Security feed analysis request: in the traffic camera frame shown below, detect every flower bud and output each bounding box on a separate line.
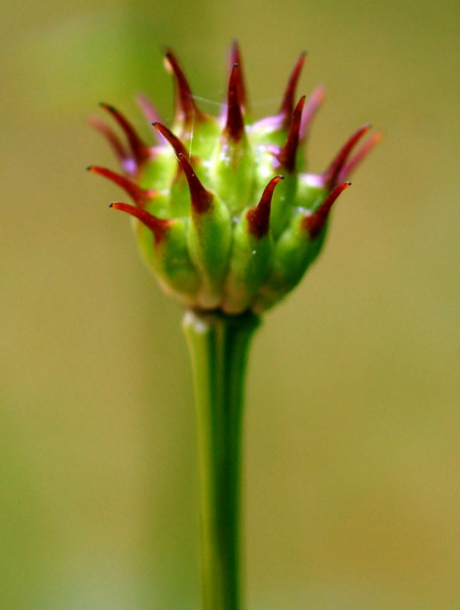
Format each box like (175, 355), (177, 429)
(90, 43), (380, 314)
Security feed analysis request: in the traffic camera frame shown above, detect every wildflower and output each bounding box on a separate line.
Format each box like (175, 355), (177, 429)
(89, 43), (380, 314)
(89, 44), (381, 610)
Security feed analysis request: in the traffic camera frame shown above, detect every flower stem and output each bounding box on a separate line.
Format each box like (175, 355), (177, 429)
(183, 309), (261, 610)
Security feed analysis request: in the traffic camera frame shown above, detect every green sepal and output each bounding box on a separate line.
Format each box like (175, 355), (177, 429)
(222, 214), (273, 314)
(167, 171), (192, 218)
(180, 115), (221, 159)
(139, 147), (177, 192)
(187, 195), (232, 309)
(252, 211), (325, 313)
(209, 134), (255, 216)
(141, 192), (170, 220)
(135, 217), (200, 305)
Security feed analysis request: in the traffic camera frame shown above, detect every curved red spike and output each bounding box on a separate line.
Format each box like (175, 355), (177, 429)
(300, 85), (326, 139)
(278, 52), (307, 129)
(177, 153), (213, 214)
(302, 182), (351, 239)
(99, 103), (150, 167)
(89, 117), (130, 164)
(109, 202), (171, 244)
(164, 50), (204, 128)
(247, 175), (284, 239)
(136, 94), (163, 143)
(228, 41), (248, 111)
(324, 124), (371, 187)
(87, 166), (154, 207)
(224, 63), (245, 142)
(153, 122), (189, 159)
(276, 96), (306, 173)
(338, 132), (383, 182)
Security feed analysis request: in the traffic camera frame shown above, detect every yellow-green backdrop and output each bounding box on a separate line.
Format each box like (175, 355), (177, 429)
(1, 0), (459, 608)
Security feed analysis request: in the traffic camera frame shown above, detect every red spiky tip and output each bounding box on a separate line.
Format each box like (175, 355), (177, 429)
(177, 153), (213, 214)
(224, 63), (245, 142)
(89, 117), (130, 166)
(278, 52), (307, 129)
(228, 41), (248, 111)
(324, 124), (371, 187)
(302, 182), (351, 239)
(276, 96), (306, 173)
(153, 122), (190, 159)
(109, 202), (171, 243)
(87, 166), (154, 207)
(164, 50), (204, 129)
(300, 85), (326, 139)
(338, 131), (383, 182)
(99, 103), (150, 167)
(247, 175), (284, 239)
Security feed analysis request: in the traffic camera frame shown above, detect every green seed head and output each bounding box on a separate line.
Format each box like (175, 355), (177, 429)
(90, 43), (380, 315)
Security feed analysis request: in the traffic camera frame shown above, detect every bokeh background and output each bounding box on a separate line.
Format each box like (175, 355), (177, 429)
(1, 0), (459, 608)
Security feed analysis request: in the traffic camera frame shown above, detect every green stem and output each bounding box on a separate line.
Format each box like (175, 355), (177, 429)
(183, 309), (261, 610)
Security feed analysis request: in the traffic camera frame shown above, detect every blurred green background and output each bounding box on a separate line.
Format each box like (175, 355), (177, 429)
(1, 0), (459, 608)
